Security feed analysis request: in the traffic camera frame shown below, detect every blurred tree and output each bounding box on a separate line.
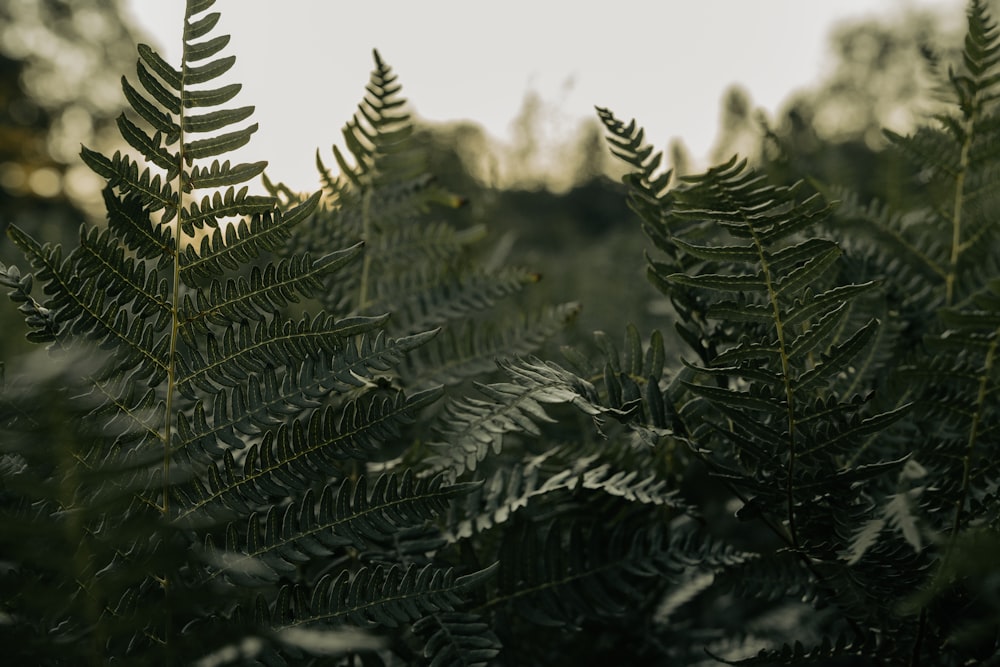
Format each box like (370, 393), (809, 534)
(752, 8), (967, 207)
(668, 138), (692, 183)
(0, 0), (138, 222)
(709, 85), (760, 165)
(417, 121), (499, 192)
(783, 9), (962, 149)
(507, 89), (547, 189)
(411, 117), (659, 343)
(0, 0), (139, 358)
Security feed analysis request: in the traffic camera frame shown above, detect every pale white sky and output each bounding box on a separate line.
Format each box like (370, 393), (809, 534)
(123, 0), (964, 192)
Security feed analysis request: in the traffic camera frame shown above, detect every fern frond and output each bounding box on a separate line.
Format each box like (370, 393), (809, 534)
(370, 266), (540, 337)
(178, 246), (363, 339)
(594, 106), (673, 237)
(179, 191), (319, 286)
(174, 387), (443, 520)
(176, 312), (386, 397)
(7, 225), (171, 384)
(446, 441), (688, 542)
(266, 562), (497, 630)
(711, 633), (880, 666)
(487, 520), (752, 629)
(650, 155), (901, 526)
(412, 611), (502, 667)
(402, 303), (582, 391)
(596, 106), (934, 649)
(204, 471), (475, 585)
(426, 357), (607, 477)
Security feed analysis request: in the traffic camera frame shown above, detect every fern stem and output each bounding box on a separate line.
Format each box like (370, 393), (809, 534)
(358, 187), (374, 311)
(684, 443), (864, 638)
(946, 97), (976, 307)
(156, 27), (198, 661)
(162, 252), (181, 517)
(749, 223), (800, 549)
(951, 331), (998, 536)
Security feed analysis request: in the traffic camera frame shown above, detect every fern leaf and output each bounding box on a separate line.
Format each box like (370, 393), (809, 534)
(80, 150), (177, 212)
(446, 442), (688, 542)
(183, 122), (257, 161)
(412, 611), (502, 667)
(116, 114), (178, 174)
(175, 387), (443, 519)
(580, 464), (680, 505)
(427, 357), (605, 476)
(102, 189), (174, 264)
(403, 303), (581, 390)
(490, 520), (752, 629)
(136, 58), (181, 114)
(269, 562), (496, 629)
(121, 76), (178, 139)
(185, 34), (230, 62)
(174, 328), (435, 459)
(176, 312), (385, 396)
(711, 634), (880, 665)
(793, 318), (878, 392)
(180, 185), (275, 233)
(183, 55), (237, 86)
(179, 191), (319, 285)
(187, 157), (266, 189)
(137, 42), (181, 89)
(182, 82), (242, 109)
(205, 471), (476, 584)
(179, 247), (363, 338)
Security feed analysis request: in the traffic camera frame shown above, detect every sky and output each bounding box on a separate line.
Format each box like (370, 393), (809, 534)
(122, 0), (965, 192)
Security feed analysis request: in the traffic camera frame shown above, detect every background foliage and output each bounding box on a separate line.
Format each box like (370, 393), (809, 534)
(1, 1), (999, 665)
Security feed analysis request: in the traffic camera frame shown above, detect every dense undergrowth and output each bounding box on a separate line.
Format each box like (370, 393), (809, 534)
(1, 0), (999, 665)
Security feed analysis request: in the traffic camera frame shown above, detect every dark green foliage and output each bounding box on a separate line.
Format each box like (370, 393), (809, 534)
(576, 2), (1000, 663)
(2, 0), (1000, 665)
(0, 1), (559, 663)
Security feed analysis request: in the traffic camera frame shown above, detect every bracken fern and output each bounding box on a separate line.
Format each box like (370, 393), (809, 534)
(2, 1), (1000, 665)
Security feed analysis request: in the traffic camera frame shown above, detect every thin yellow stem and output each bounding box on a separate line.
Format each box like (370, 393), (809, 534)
(157, 25), (194, 662)
(358, 187), (374, 311)
(951, 333), (998, 537)
(946, 99), (977, 307)
(765, 258), (800, 549)
(714, 173), (801, 548)
(746, 219), (799, 549)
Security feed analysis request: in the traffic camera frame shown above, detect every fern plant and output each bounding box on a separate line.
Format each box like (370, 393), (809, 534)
(0, 1), (545, 663)
(426, 1), (999, 662)
(269, 50), (579, 387)
(547, 1), (1000, 662)
(3, 0), (1000, 665)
